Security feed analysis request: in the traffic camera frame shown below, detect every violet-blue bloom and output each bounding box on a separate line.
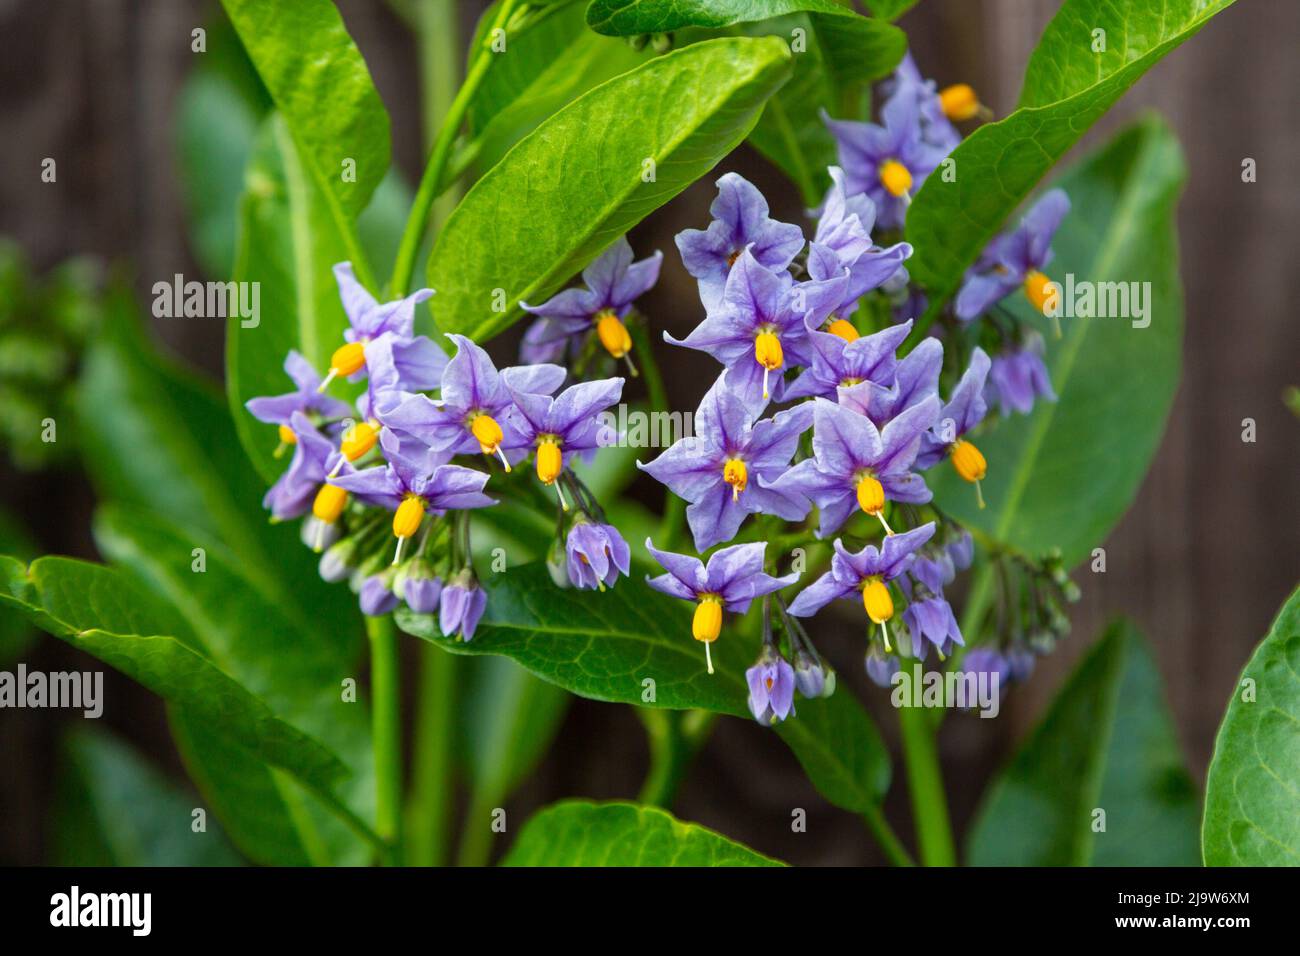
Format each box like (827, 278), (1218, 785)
(916, 349), (990, 505)
(947, 529), (974, 570)
(565, 520), (631, 591)
(954, 189), (1070, 321)
(902, 594), (963, 660)
(787, 524), (935, 619)
(675, 172), (805, 311)
(765, 395), (940, 539)
(359, 573), (399, 617)
(440, 578), (487, 642)
(326, 262), (447, 393)
(403, 575), (443, 615)
(380, 333), (565, 467)
(638, 375), (813, 552)
(838, 335), (943, 428)
(746, 645), (796, 726)
(644, 539), (797, 675)
(520, 236), (662, 366)
(785, 318), (912, 402)
(262, 412), (348, 521)
(865, 644), (900, 688)
(959, 648), (1010, 707)
(987, 334), (1056, 417)
(664, 250), (846, 405)
(246, 350), (351, 432)
(822, 94), (947, 230)
(878, 52), (962, 152)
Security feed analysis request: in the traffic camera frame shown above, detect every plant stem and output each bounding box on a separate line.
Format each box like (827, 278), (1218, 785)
(896, 702), (956, 866)
(861, 804), (916, 867)
(389, 0), (517, 296)
(636, 709), (716, 808)
(367, 614), (403, 863)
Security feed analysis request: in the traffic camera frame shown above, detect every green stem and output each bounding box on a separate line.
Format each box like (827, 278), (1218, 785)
(896, 703), (956, 866)
(367, 615), (403, 863)
(636, 709), (716, 808)
(455, 788), (498, 868)
(861, 805), (916, 867)
(389, 0), (518, 296)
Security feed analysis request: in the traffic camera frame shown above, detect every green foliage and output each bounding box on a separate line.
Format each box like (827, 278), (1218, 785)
(1203, 586), (1300, 865)
(397, 562), (891, 814)
(502, 800), (783, 865)
(966, 620), (1199, 866)
(929, 117), (1184, 567)
(905, 0), (1237, 316)
(428, 36), (794, 342)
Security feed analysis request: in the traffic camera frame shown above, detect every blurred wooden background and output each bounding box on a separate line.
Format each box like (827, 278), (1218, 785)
(1, 0), (1297, 865)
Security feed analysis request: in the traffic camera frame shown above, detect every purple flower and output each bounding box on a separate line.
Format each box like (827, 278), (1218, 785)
(947, 529), (974, 570)
(787, 524), (935, 619)
(440, 574), (487, 642)
(520, 236), (662, 366)
(954, 189), (1070, 322)
(865, 644), (900, 687)
(504, 377), (624, 507)
(959, 648), (1010, 706)
(262, 412), (347, 521)
(806, 167), (913, 318)
(765, 396), (939, 539)
(784, 318), (912, 402)
(675, 172), (805, 311)
(638, 375), (812, 552)
(360, 573), (399, 617)
(987, 333), (1056, 417)
(565, 520), (631, 591)
(246, 351), (351, 435)
(396, 556), (443, 614)
(902, 595), (963, 659)
(746, 645), (796, 726)
(878, 52), (962, 152)
(1006, 644), (1036, 683)
(838, 335), (943, 428)
(792, 647), (830, 699)
(664, 250), (846, 406)
(330, 430), (495, 562)
(379, 334), (566, 468)
(644, 540), (797, 675)
(916, 348), (991, 503)
(822, 94), (947, 230)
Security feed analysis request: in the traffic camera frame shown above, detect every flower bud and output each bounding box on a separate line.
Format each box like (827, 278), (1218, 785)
(793, 648), (826, 699)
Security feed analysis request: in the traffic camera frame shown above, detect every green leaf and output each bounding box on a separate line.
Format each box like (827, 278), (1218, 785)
(502, 799), (783, 865)
(966, 620), (1199, 866)
(0, 555), (350, 797)
(218, 0), (389, 222)
(0, 507), (36, 666)
(904, 0), (1237, 312)
(52, 726), (243, 866)
(428, 36), (793, 342)
(928, 117), (1185, 566)
(466, 1), (650, 177)
(864, 0), (919, 20)
(396, 562), (890, 813)
(1203, 585), (1300, 866)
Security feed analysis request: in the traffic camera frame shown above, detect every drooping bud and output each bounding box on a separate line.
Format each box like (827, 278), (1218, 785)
(878, 160), (913, 198)
(319, 535), (361, 583)
(395, 555), (442, 614)
(793, 647), (827, 699)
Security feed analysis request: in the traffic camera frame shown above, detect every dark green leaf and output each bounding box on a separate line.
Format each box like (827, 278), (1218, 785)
(428, 36), (794, 342)
(397, 562), (890, 812)
(1203, 585), (1300, 866)
(966, 620), (1199, 866)
(0, 507), (36, 666)
(52, 726), (243, 866)
(502, 799), (784, 865)
(864, 0), (919, 20)
(905, 0), (1237, 313)
(928, 117), (1184, 566)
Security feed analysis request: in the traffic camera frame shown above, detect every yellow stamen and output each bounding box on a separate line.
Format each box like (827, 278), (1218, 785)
(392, 494), (425, 564)
(311, 484), (348, 524)
(318, 341), (366, 391)
(595, 310), (632, 360)
(340, 419), (380, 462)
(693, 596), (723, 674)
(723, 458), (748, 502)
(951, 439), (987, 510)
(855, 473), (895, 535)
(862, 577), (894, 625)
(1023, 270), (1055, 314)
(536, 439), (563, 485)
(879, 160), (913, 198)
(469, 412), (512, 472)
(939, 83), (981, 122)
(278, 423), (297, 445)
(754, 330), (783, 399)
(826, 318), (859, 342)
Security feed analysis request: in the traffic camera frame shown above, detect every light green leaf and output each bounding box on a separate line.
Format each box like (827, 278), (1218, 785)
(1203, 585), (1300, 866)
(502, 799), (783, 865)
(904, 0), (1236, 314)
(0, 555), (350, 798)
(52, 726), (243, 866)
(218, 0), (389, 223)
(928, 117), (1184, 566)
(428, 36), (794, 342)
(966, 620), (1199, 866)
(396, 562), (890, 813)
(864, 0), (919, 20)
